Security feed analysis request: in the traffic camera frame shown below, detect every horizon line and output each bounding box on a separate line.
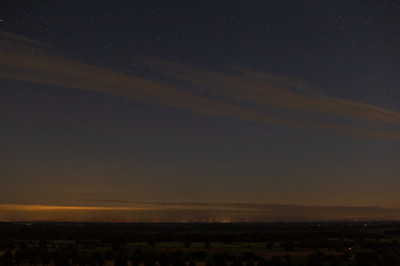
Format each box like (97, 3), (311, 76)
(1, 203), (400, 223)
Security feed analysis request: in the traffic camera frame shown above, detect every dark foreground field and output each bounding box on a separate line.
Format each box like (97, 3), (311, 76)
(1, 221), (400, 266)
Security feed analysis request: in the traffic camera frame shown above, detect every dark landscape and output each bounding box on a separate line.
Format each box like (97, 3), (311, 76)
(2, 221), (400, 266)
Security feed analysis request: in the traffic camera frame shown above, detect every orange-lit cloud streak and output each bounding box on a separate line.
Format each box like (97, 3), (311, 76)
(2, 203), (400, 222)
(0, 204), (151, 222)
(0, 204), (150, 211)
(1, 30), (399, 141)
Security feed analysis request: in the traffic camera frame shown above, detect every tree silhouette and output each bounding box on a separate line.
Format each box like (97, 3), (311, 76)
(205, 260), (215, 266)
(158, 252), (171, 266)
(183, 239), (192, 248)
(93, 252), (105, 266)
(40, 248), (50, 266)
(282, 240), (295, 252)
(231, 258), (243, 266)
(0, 250), (13, 266)
(307, 252), (325, 266)
(144, 255), (156, 266)
(15, 248), (27, 265)
(131, 249), (143, 266)
(52, 248), (70, 266)
(270, 256), (283, 266)
(115, 250), (128, 266)
(212, 252), (227, 266)
(27, 247), (40, 266)
(147, 238), (156, 248)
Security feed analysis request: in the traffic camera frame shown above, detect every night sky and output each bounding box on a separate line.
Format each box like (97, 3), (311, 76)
(1, 1), (400, 222)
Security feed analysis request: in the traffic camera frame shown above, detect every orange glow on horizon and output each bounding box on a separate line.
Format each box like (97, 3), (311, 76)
(0, 204), (151, 211)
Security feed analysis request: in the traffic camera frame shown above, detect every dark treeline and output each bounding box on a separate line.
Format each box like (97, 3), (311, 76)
(1, 222), (398, 242)
(1, 221), (400, 266)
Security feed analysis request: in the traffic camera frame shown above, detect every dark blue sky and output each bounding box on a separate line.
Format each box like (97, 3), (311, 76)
(1, 1), (400, 221)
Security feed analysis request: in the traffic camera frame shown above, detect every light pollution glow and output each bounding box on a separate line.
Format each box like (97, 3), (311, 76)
(2, 203), (400, 222)
(0, 204), (151, 211)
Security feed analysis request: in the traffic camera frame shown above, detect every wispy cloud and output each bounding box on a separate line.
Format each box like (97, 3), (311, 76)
(1, 30), (399, 141)
(138, 58), (400, 140)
